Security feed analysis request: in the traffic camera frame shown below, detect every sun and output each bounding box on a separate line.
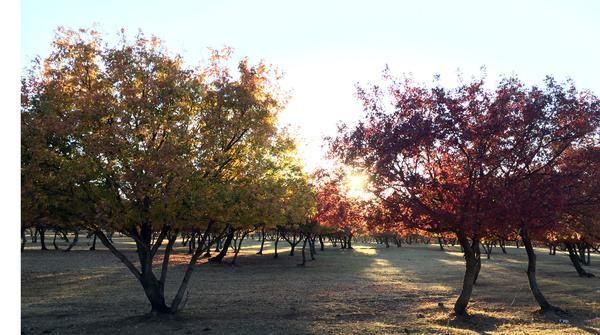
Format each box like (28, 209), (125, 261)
(345, 172), (371, 199)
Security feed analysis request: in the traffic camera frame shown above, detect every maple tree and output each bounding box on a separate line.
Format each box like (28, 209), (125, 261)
(331, 71), (600, 315)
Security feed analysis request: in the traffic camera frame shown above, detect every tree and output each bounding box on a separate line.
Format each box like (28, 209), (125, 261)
(490, 77), (600, 313)
(330, 71), (600, 315)
(547, 147), (600, 277)
(21, 27), (294, 315)
(314, 168), (365, 249)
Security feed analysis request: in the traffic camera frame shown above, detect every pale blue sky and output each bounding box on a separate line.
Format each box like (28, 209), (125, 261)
(21, 0), (600, 170)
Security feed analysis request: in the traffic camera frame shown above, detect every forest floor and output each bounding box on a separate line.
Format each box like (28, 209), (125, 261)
(21, 236), (600, 335)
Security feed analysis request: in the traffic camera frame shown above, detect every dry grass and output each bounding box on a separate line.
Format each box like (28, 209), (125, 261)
(22, 237), (600, 334)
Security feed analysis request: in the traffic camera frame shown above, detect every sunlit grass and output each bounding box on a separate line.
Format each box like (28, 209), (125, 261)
(22, 238), (600, 334)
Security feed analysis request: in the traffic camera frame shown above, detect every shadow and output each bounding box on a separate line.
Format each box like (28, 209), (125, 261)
(445, 312), (505, 333)
(22, 238), (600, 335)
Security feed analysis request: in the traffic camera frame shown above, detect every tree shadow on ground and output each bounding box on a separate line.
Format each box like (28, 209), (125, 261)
(369, 243), (600, 334)
(22, 238), (600, 334)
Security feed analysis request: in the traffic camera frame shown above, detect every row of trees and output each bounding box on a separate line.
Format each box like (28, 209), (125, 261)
(22, 27), (599, 318)
(330, 71), (600, 316)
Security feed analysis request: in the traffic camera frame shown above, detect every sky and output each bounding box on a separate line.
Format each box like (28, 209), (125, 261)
(21, 0), (600, 171)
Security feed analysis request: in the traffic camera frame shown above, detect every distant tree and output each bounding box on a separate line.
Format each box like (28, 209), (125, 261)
(314, 168), (364, 249)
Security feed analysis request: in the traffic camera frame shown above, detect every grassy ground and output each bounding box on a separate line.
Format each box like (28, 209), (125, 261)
(21, 236), (600, 335)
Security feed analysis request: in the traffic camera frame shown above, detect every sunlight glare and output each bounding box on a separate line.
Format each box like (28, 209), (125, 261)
(345, 171), (372, 199)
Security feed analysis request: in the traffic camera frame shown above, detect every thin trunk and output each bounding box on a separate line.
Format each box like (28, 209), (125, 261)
(170, 222), (218, 312)
(483, 242), (491, 260)
(257, 226), (266, 255)
(214, 237), (221, 252)
(499, 239), (507, 254)
(159, 232), (178, 296)
(566, 243), (595, 277)
(274, 230), (280, 258)
(89, 233), (97, 250)
(587, 247), (591, 265)
(347, 234), (353, 249)
(289, 243), (296, 256)
(438, 237), (444, 251)
(309, 236), (316, 260)
(473, 241), (481, 285)
(210, 229), (234, 263)
(39, 228), (48, 250)
(95, 230), (141, 280)
(64, 230), (79, 251)
(298, 236), (308, 266)
(520, 228), (562, 313)
(53, 231), (59, 250)
(231, 231), (248, 265)
(578, 243), (587, 264)
(188, 231), (196, 255)
(318, 234), (324, 251)
(453, 232), (479, 316)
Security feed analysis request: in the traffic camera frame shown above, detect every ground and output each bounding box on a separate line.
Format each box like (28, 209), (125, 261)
(21, 237), (600, 335)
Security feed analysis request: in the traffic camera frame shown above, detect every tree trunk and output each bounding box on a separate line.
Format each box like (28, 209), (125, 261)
(473, 241), (481, 285)
(347, 234), (353, 249)
(309, 236), (316, 260)
(483, 242), (491, 260)
(140, 271), (170, 314)
(520, 229), (562, 313)
(577, 243), (587, 264)
(453, 233), (479, 316)
(231, 232), (248, 265)
(64, 230), (79, 251)
(39, 228), (48, 250)
(566, 243), (595, 277)
(499, 239), (507, 254)
(94, 228), (170, 314)
(298, 236), (308, 266)
(89, 233), (97, 250)
(273, 230), (280, 258)
(170, 223), (217, 313)
(318, 234), (324, 251)
(210, 229), (234, 263)
(587, 246), (591, 266)
(52, 231), (60, 250)
(438, 237), (444, 251)
(188, 231), (196, 255)
(257, 226), (266, 255)
(214, 236), (221, 252)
